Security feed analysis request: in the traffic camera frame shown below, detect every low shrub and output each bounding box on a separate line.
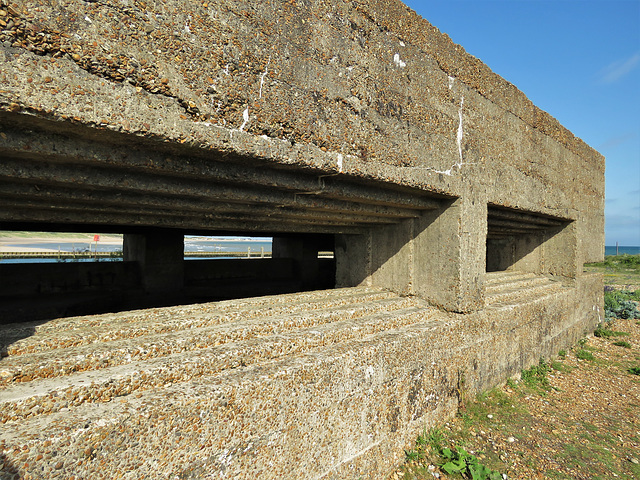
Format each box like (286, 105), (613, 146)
(604, 289), (640, 320)
(439, 446), (503, 480)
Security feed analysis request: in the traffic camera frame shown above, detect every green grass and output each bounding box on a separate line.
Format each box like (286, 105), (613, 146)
(521, 358), (552, 392)
(575, 349), (595, 361)
(585, 254), (640, 287)
(612, 340), (631, 349)
(594, 325), (630, 338)
(588, 254), (640, 269)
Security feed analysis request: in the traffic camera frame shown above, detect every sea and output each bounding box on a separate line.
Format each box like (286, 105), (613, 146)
(604, 246), (640, 256)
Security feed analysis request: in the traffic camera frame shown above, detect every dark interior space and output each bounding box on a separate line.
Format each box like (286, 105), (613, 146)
(0, 229), (336, 324)
(486, 205), (568, 272)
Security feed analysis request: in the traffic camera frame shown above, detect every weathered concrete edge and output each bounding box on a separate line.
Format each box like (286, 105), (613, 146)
(328, 274), (603, 478)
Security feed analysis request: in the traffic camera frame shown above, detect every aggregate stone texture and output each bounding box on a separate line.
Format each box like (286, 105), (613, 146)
(0, 275), (602, 479)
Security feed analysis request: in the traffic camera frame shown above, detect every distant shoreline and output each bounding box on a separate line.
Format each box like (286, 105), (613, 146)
(0, 235), (272, 254)
(0, 236), (123, 253)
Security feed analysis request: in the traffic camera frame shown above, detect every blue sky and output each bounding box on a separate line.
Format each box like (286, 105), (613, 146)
(401, 0), (640, 246)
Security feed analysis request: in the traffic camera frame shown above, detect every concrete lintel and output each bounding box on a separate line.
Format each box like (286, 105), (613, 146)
(0, 158), (426, 222)
(0, 123), (439, 211)
(487, 206), (568, 226)
(0, 197), (391, 230)
(0, 208), (370, 235)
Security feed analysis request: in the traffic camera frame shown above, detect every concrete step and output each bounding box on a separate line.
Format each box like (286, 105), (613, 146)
(0, 295), (419, 386)
(0, 306), (454, 480)
(0, 287), (396, 356)
(484, 272), (567, 307)
(483, 270), (540, 286)
(0, 279), (591, 479)
(485, 274), (552, 294)
(0, 303), (435, 423)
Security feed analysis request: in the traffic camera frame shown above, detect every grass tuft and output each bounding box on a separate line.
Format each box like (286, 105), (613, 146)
(576, 349), (595, 361)
(594, 325), (630, 338)
(521, 358), (551, 391)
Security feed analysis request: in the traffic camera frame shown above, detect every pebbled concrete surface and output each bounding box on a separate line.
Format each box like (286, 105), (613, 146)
(0, 276), (602, 479)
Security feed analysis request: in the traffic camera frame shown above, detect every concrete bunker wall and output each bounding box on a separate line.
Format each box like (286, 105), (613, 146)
(0, 0), (605, 477)
(0, 0), (604, 258)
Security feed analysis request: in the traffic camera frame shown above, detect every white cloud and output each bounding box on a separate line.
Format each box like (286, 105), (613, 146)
(598, 51), (640, 84)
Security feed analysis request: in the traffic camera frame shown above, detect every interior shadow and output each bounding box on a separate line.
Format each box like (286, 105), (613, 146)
(486, 205), (572, 274)
(0, 255), (336, 326)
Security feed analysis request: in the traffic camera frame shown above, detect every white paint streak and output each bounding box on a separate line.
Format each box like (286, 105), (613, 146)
(413, 95), (472, 176)
(337, 154), (344, 173)
(84, 15), (92, 23)
(448, 76), (455, 90)
(239, 107), (250, 132)
(393, 53), (406, 68)
(457, 95), (464, 163)
(258, 57), (271, 100)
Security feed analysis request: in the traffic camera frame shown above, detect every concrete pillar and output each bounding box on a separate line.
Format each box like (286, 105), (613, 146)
(336, 196), (486, 313)
(413, 196), (486, 313)
(272, 236), (324, 290)
(123, 231), (184, 294)
(335, 233), (370, 288)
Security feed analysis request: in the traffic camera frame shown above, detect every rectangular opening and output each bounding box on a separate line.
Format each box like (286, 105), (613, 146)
(0, 230), (337, 323)
(184, 236), (272, 259)
(486, 205), (573, 275)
